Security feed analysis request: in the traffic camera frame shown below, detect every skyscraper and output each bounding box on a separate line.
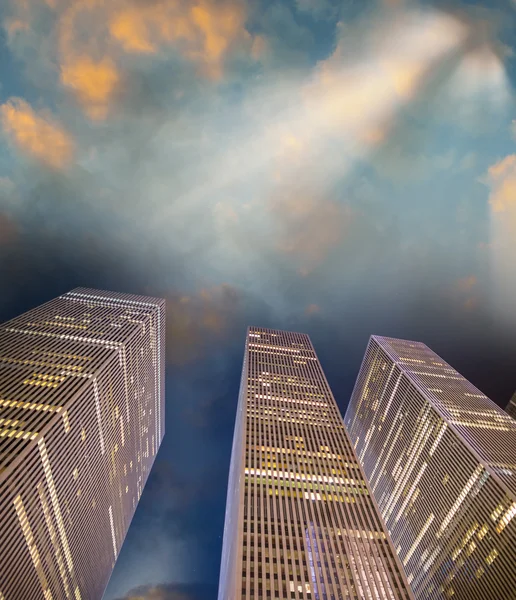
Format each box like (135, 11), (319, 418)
(219, 327), (413, 600)
(505, 391), (516, 420)
(0, 288), (165, 600)
(345, 336), (516, 600)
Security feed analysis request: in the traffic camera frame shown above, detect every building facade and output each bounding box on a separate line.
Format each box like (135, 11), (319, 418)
(0, 288), (165, 600)
(345, 336), (516, 600)
(219, 328), (413, 600)
(505, 391), (516, 420)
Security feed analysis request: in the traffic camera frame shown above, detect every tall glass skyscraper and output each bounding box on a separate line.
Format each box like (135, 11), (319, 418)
(345, 336), (516, 600)
(0, 288), (165, 600)
(219, 328), (413, 600)
(506, 391), (516, 420)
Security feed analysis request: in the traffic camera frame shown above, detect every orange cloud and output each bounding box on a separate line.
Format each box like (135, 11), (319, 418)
(52, 0), (122, 120)
(109, 7), (157, 54)
(60, 56), (120, 120)
(0, 97), (74, 169)
(452, 275), (479, 312)
(109, 0), (249, 80)
(188, 2), (247, 79)
(165, 284), (240, 365)
(8, 0), (250, 119)
(452, 275), (481, 311)
(305, 304), (320, 316)
(486, 155), (516, 213)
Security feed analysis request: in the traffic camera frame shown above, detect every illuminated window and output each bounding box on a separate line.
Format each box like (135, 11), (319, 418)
(62, 411), (71, 433)
(472, 526), (487, 545)
(496, 502), (516, 533)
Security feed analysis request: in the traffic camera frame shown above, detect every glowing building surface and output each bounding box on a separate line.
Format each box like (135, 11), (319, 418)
(345, 336), (516, 600)
(0, 288), (165, 600)
(506, 391), (516, 420)
(219, 328), (413, 600)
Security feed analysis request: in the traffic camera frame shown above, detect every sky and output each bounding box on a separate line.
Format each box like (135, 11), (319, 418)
(0, 0), (516, 598)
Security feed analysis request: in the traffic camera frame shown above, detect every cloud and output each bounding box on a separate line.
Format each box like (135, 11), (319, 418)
(246, 1), (316, 69)
(485, 154), (516, 213)
(206, 5), (503, 275)
(60, 0), (250, 90)
(109, 0), (250, 79)
(4, 0), (251, 119)
(3, 17), (29, 41)
(109, 6), (159, 54)
(53, 0), (123, 120)
(69, 0), (248, 81)
(250, 34), (268, 60)
(451, 275), (479, 310)
(301, 9), (470, 142)
(165, 284), (241, 365)
(166, 5), (499, 280)
(268, 185), (352, 275)
(484, 154), (516, 326)
(417, 6), (515, 134)
(60, 56), (120, 120)
(436, 44), (512, 131)
(213, 201), (239, 226)
(0, 97), (74, 169)
(456, 275), (477, 292)
(295, 0), (339, 21)
(246, 6), (477, 196)
(305, 303), (320, 315)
